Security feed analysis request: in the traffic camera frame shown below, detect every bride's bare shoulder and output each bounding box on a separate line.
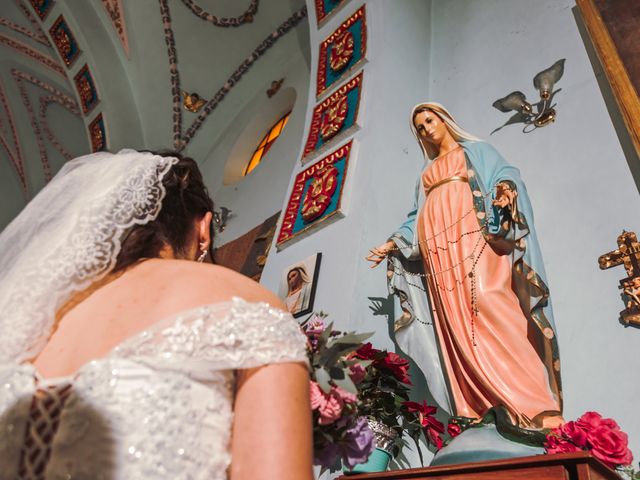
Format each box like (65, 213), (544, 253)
(137, 259), (285, 310)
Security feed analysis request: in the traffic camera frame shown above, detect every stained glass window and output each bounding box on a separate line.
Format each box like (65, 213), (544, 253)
(243, 111), (291, 176)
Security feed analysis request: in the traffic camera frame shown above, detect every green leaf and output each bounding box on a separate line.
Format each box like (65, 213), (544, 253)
(331, 331), (374, 344)
(315, 367), (332, 393)
(334, 374), (357, 395)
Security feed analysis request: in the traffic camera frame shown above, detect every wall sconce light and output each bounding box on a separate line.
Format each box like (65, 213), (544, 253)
(492, 59), (565, 132)
(213, 207), (231, 233)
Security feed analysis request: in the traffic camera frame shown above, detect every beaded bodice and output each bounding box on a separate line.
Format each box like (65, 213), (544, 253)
(0, 298), (308, 480)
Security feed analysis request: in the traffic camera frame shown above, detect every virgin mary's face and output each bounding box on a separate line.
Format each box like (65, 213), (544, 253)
(413, 109), (448, 147)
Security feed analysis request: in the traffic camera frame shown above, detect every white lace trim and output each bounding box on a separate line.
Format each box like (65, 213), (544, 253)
(0, 151), (178, 364)
(112, 297), (309, 370)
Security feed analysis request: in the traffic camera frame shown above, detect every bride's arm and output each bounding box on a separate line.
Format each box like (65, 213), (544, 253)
(231, 360), (313, 480)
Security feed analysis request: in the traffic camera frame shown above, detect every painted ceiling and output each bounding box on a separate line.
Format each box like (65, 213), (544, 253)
(0, 0), (310, 230)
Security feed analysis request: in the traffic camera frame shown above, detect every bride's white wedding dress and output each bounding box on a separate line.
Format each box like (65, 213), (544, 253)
(0, 297), (308, 480)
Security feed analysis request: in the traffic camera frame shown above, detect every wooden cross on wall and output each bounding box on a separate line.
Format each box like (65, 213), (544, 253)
(598, 230), (640, 327)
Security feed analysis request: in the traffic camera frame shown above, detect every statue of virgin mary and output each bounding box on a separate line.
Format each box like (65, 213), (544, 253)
(367, 103), (563, 441)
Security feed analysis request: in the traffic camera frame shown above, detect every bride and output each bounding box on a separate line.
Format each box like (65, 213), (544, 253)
(0, 150), (313, 479)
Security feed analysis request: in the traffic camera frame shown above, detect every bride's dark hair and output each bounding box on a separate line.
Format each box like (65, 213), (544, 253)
(113, 150), (214, 273)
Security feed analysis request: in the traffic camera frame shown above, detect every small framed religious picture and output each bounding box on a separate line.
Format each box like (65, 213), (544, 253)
(279, 253), (322, 318)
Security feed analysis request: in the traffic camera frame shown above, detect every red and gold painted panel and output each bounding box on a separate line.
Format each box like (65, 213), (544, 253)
(277, 141), (352, 249)
(303, 71), (362, 159)
(316, 5), (366, 97)
(89, 113), (107, 152)
(314, 0), (349, 26)
(73, 64), (99, 114)
(29, 0), (54, 21)
(50, 15), (81, 68)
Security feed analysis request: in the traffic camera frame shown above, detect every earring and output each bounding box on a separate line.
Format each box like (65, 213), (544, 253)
(197, 241), (208, 263)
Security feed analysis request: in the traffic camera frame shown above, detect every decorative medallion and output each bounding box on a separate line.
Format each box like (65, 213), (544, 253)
(101, 0), (130, 57)
(49, 15), (80, 67)
(316, 5), (366, 97)
(73, 64), (99, 114)
(89, 113), (107, 152)
(301, 164), (338, 222)
(320, 95), (348, 141)
(314, 0), (349, 26)
(29, 0), (54, 20)
(277, 141), (352, 249)
(303, 71), (362, 159)
(329, 30), (354, 72)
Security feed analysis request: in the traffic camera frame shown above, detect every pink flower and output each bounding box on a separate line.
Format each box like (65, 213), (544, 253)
(305, 316), (325, 335)
(309, 382), (356, 426)
(587, 426), (633, 468)
(349, 363), (366, 384)
(561, 421), (588, 448)
(545, 433), (582, 455)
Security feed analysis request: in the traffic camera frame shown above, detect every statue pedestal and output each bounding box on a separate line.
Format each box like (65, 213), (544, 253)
(337, 451), (620, 480)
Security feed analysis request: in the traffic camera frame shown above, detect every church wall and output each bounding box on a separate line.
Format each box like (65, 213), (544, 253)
(428, 0), (640, 460)
(203, 51), (311, 245)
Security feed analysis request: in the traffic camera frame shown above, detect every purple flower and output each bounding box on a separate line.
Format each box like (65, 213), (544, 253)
(306, 316), (325, 335)
(342, 417), (375, 470)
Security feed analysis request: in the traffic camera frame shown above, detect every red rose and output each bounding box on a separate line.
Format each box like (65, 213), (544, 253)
(561, 421), (588, 448)
(544, 434), (582, 455)
(587, 426), (633, 468)
(576, 411), (620, 432)
(355, 342), (380, 360)
(377, 352), (412, 385)
(447, 423), (462, 438)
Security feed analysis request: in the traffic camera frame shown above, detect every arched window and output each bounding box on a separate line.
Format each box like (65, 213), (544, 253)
(243, 111), (291, 176)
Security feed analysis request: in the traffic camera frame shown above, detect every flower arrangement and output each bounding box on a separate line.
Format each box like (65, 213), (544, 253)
(544, 411), (634, 472)
(302, 314), (376, 471)
(302, 313), (445, 472)
(353, 342), (444, 460)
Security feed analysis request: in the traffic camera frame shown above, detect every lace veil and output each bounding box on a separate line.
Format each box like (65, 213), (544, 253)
(0, 149), (178, 363)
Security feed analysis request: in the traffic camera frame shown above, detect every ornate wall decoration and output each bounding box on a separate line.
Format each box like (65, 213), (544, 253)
(88, 113), (107, 152)
(0, 17), (48, 46)
(28, 0), (54, 21)
(303, 71), (362, 159)
(598, 230), (640, 327)
(73, 64), (99, 114)
(314, 0), (349, 26)
(12, 69), (80, 181)
(276, 141), (352, 249)
(316, 5), (366, 98)
(49, 16), (80, 67)
(159, 0), (307, 150)
(0, 80), (27, 195)
(180, 0), (259, 27)
(0, 34), (64, 76)
(39, 96), (76, 160)
(13, 0), (50, 45)
(101, 0), (130, 57)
